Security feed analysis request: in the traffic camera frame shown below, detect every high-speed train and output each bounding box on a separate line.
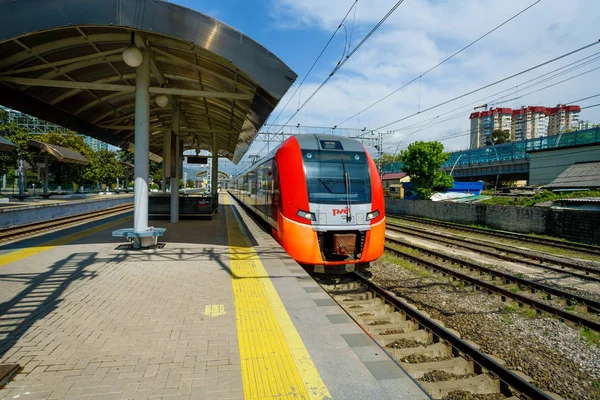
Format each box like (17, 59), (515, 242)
(228, 134), (385, 273)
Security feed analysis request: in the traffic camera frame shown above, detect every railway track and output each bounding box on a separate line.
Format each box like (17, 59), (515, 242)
(318, 273), (556, 399)
(384, 237), (600, 331)
(389, 214), (600, 258)
(386, 223), (600, 282)
(0, 203), (134, 244)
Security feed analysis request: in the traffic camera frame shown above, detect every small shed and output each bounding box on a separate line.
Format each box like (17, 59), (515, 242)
(0, 135), (16, 152)
(381, 172), (410, 198)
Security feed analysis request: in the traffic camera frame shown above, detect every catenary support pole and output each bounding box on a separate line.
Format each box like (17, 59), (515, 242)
(133, 47), (151, 237)
(170, 105), (180, 223)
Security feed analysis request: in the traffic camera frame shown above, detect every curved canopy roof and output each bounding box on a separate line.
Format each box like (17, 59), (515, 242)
(28, 140), (90, 165)
(0, 0), (296, 164)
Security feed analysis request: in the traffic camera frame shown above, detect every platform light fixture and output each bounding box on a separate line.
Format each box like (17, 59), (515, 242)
(155, 94), (169, 108)
(122, 32), (143, 68)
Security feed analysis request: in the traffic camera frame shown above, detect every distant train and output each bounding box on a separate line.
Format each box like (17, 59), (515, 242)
(228, 134), (385, 273)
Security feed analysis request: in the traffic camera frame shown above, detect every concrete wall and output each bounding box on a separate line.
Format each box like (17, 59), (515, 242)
(0, 195), (133, 228)
(529, 144), (600, 185)
(386, 198), (600, 245)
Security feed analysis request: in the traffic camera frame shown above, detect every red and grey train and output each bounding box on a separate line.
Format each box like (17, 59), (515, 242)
(228, 134), (385, 273)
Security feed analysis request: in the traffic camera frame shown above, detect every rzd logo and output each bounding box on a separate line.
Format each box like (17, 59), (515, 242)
(332, 208), (348, 216)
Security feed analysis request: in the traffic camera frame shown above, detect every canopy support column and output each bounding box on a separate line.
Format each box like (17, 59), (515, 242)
(211, 133), (218, 210)
(162, 129), (170, 193)
(43, 154), (49, 196)
(133, 47), (151, 247)
(170, 105), (180, 223)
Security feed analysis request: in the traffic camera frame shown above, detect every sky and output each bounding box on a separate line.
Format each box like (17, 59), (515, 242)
(171, 0), (600, 174)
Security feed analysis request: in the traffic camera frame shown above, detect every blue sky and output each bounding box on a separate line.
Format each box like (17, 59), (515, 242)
(170, 0), (600, 173)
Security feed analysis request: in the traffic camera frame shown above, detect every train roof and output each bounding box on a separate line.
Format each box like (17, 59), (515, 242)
(296, 134), (365, 152)
(232, 134), (367, 178)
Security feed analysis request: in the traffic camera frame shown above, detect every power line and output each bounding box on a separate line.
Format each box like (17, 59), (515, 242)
(385, 55), (600, 148)
(374, 40), (600, 131)
(266, 0), (359, 131)
(567, 93), (600, 104)
(389, 51), (600, 133)
(335, 0), (543, 127)
(277, 0), (407, 133)
(582, 103), (600, 110)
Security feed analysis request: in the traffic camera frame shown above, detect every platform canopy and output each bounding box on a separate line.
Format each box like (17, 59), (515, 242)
(0, 0), (297, 164)
(0, 135), (16, 152)
(28, 140), (90, 165)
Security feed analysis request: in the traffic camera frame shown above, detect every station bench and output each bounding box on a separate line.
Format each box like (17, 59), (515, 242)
(112, 227), (166, 248)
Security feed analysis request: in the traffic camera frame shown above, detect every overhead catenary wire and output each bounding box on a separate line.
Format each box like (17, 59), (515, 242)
(265, 0), (359, 131)
(374, 40), (600, 131)
(277, 0), (407, 134)
(335, 0), (543, 128)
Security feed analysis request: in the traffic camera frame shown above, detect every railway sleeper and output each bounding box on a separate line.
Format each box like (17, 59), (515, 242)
(334, 297), (384, 307)
(354, 312), (406, 325)
(379, 329), (432, 346)
(391, 342), (452, 360)
(345, 303), (395, 316)
(420, 374), (501, 399)
(368, 321), (418, 335)
(401, 357), (473, 379)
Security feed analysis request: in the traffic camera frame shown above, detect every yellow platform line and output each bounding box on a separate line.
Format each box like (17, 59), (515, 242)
(224, 195), (330, 400)
(0, 216), (132, 268)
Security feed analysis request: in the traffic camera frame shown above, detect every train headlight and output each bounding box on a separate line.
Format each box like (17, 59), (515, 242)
(297, 210), (316, 221)
(366, 210), (380, 221)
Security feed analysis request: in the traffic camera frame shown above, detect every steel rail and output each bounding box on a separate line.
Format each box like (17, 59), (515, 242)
(384, 241), (600, 331)
(389, 214), (600, 257)
(352, 272), (555, 400)
(0, 203), (133, 242)
(386, 223), (600, 282)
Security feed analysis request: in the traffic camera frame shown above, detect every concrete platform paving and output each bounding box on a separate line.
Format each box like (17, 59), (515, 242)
(0, 193), (429, 399)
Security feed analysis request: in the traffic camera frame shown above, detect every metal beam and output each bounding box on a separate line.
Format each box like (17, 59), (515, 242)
(148, 87), (252, 100)
(1, 77), (254, 100)
(0, 48), (125, 76)
(50, 73), (137, 105)
(0, 33), (130, 70)
(0, 77), (136, 92)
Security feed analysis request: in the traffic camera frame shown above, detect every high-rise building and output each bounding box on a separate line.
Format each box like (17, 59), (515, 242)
(469, 108), (512, 148)
(511, 106), (549, 141)
(469, 105), (582, 148)
(547, 105), (580, 135)
(578, 120), (595, 130)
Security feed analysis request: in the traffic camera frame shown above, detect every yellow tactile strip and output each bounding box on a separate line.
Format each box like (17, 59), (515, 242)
(0, 216), (132, 268)
(224, 195), (330, 399)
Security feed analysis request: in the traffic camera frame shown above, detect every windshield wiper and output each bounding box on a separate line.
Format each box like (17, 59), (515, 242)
(342, 160), (352, 222)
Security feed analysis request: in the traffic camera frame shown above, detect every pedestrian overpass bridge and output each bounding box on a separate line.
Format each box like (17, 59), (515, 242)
(384, 128), (600, 181)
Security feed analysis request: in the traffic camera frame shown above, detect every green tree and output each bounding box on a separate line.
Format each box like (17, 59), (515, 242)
(401, 141), (454, 200)
(485, 129), (511, 146)
(90, 149), (123, 185)
(0, 116), (33, 175)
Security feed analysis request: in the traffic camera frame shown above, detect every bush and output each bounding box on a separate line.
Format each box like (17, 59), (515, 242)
(150, 183), (159, 190)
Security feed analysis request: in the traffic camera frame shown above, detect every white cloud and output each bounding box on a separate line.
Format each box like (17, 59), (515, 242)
(260, 0), (600, 156)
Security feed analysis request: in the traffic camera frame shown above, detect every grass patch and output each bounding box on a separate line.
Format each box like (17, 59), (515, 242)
(580, 328), (600, 347)
(382, 250), (432, 278)
(510, 285), (521, 293)
(479, 189), (600, 207)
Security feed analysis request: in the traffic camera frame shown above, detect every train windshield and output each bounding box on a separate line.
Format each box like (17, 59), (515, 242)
(302, 150), (371, 204)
